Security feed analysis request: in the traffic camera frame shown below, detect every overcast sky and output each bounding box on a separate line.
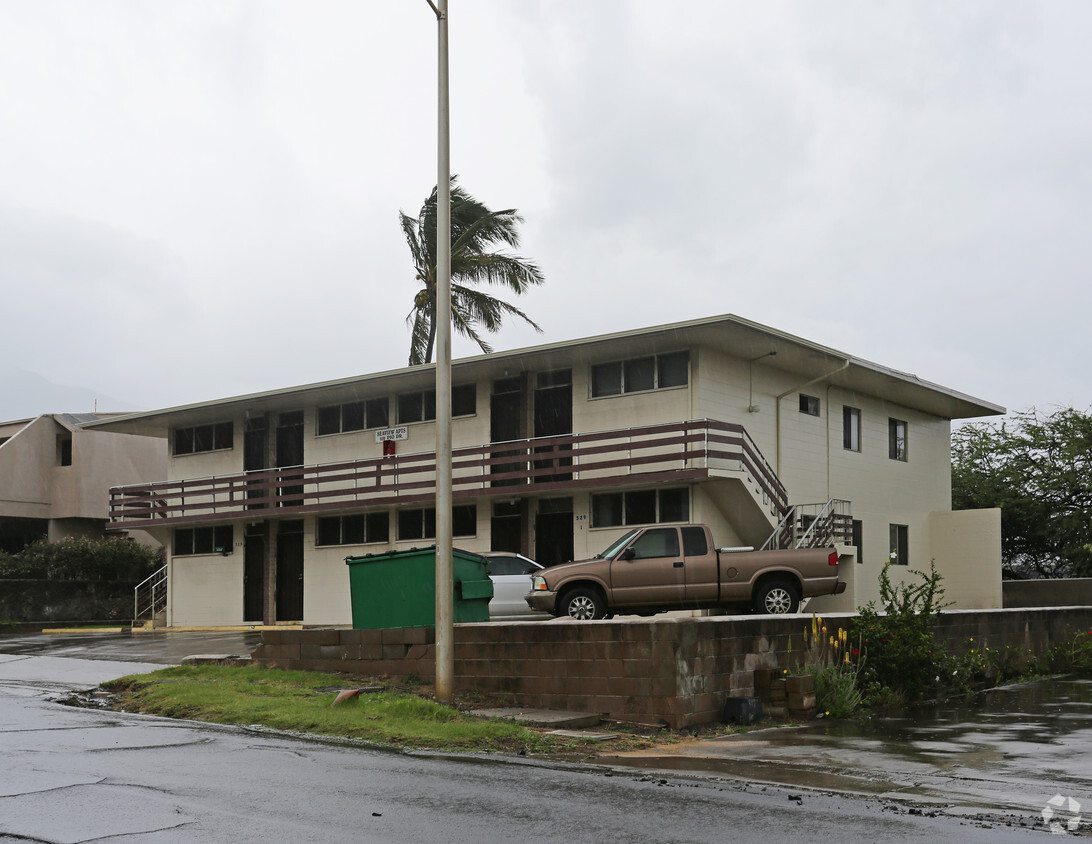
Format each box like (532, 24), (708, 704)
(1, 1), (1088, 421)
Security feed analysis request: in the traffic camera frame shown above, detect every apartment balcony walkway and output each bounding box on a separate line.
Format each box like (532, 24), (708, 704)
(108, 419), (787, 529)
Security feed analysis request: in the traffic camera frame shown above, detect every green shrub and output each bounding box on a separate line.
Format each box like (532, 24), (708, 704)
(1043, 630), (1092, 674)
(853, 560), (950, 702)
(986, 643), (1034, 682)
(815, 663), (862, 718)
(0, 537), (163, 582)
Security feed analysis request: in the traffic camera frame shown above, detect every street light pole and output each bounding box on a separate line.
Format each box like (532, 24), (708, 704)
(426, 0), (454, 703)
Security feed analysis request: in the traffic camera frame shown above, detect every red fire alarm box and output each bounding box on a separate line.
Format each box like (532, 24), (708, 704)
(382, 439), (396, 457)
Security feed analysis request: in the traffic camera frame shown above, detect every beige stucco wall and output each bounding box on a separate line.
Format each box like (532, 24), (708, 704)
(0, 416), (55, 518)
(690, 483), (747, 548)
(304, 528), (355, 626)
(691, 351), (1000, 609)
(1, 416), (165, 524)
(169, 550), (244, 627)
(927, 508), (1002, 609)
(59, 428), (166, 519)
(800, 545), (859, 614)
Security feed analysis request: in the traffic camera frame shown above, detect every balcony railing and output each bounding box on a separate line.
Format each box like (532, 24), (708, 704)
(108, 419), (788, 527)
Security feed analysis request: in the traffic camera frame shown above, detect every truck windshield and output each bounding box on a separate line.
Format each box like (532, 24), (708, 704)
(595, 529), (640, 560)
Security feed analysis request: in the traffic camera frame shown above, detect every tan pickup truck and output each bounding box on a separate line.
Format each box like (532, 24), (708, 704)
(526, 524), (846, 620)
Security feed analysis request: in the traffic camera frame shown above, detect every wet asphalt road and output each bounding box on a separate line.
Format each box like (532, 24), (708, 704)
(608, 678), (1092, 825)
(0, 632), (1061, 841)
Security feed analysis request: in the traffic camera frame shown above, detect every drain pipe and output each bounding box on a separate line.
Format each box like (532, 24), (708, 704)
(774, 359), (851, 475)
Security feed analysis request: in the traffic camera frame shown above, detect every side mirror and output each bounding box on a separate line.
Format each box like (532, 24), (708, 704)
(621, 548), (636, 561)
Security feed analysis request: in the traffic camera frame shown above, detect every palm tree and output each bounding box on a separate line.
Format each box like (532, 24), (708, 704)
(401, 177), (544, 365)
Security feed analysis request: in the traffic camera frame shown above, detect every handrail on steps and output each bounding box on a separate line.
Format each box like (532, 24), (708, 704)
(134, 564), (168, 625)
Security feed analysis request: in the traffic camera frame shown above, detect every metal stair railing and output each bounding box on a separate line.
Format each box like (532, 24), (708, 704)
(760, 499), (852, 550)
(134, 564), (167, 626)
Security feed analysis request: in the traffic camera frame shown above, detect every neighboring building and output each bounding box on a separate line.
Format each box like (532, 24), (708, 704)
(86, 314), (1004, 627)
(0, 413), (166, 552)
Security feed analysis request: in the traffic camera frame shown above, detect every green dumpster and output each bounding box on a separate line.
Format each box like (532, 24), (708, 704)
(344, 546), (494, 629)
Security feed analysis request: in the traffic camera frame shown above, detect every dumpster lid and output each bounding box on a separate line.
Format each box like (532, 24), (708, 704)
(345, 546), (488, 565)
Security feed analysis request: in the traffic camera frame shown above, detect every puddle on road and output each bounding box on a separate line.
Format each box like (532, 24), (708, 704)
(810, 677), (1092, 781)
(603, 677), (1092, 811)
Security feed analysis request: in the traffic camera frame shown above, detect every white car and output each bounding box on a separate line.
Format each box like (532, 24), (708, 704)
(483, 552), (550, 620)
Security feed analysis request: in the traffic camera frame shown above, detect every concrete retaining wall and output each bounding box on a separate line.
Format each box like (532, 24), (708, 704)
(251, 607), (1092, 729)
(1003, 578), (1092, 609)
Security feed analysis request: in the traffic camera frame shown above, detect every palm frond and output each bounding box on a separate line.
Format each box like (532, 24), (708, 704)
(452, 285), (543, 334)
(407, 307), (432, 366)
(401, 175), (543, 364)
(399, 211), (427, 280)
(454, 253), (544, 293)
(450, 304), (494, 355)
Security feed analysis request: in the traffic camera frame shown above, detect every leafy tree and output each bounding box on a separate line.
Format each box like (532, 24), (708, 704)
(401, 177), (544, 366)
(952, 407), (1092, 578)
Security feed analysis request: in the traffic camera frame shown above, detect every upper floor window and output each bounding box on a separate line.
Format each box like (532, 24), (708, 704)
(888, 418), (908, 461)
(174, 422), (233, 456)
(889, 523), (908, 566)
(843, 406), (861, 451)
(591, 351), (689, 398)
(591, 487), (689, 528)
(396, 385), (476, 424)
(57, 434), (73, 466)
(316, 512), (389, 546)
(799, 394), (820, 416)
(317, 398), (389, 436)
(174, 524), (233, 556)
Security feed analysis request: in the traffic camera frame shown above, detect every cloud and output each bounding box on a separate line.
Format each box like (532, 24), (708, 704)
(0, 1), (1089, 417)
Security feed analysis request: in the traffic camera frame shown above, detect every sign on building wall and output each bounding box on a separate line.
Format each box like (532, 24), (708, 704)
(374, 426), (408, 442)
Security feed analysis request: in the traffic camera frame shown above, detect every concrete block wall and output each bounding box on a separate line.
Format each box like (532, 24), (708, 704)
(1003, 579), (1092, 609)
(251, 607), (1092, 730)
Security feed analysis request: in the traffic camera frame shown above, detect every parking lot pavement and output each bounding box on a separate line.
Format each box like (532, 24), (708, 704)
(0, 629), (263, 665)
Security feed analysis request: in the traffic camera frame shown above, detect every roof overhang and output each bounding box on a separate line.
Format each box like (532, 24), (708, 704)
(82, 313), (1005, 437)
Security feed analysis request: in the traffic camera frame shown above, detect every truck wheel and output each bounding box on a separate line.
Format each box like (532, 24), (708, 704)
(753, 579), (800, 614)
(560, 588), (606, 620)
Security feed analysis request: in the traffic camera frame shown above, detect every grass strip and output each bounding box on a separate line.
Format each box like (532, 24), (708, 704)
(104, 665), (558, 753)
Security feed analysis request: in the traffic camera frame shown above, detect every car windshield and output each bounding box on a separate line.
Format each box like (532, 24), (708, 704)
(595, 529), (640, 560)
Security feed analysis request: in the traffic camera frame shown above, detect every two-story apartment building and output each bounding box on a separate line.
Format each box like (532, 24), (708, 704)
(87, 314), (1004, 628)
(0, 413), (166, 551)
